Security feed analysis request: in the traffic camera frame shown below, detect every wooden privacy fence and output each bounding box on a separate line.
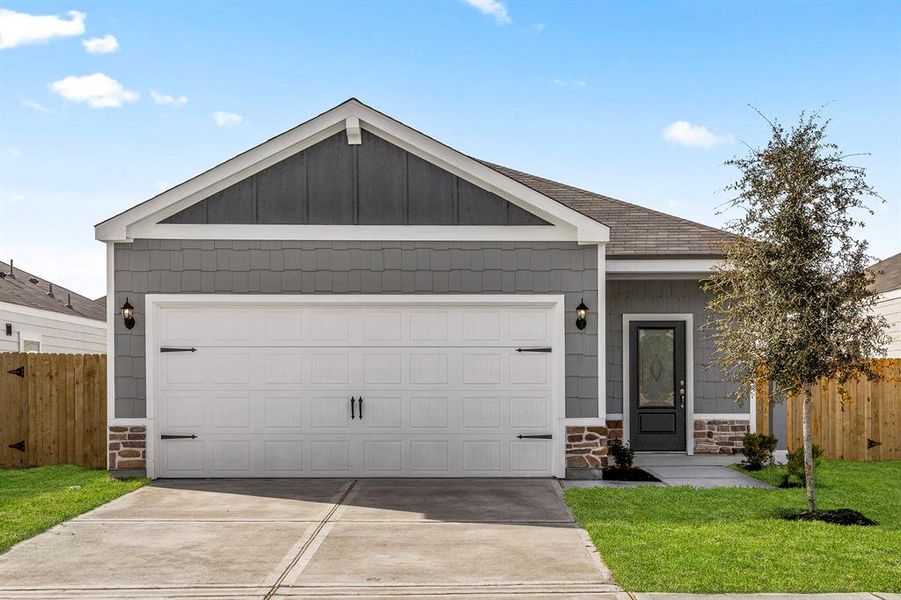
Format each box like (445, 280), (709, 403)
(0, 352), (107, 469)
(758, 359), (901, 461)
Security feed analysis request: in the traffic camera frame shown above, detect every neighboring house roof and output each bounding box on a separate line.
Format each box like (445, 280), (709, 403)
(481, 162), (733, 257)
(871, 252), (901, 294)
(96, 98), (730, 256)
(0, 260), (106, 322)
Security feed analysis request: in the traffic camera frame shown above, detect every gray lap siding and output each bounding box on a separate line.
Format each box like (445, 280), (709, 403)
(113, 239), (599, 420)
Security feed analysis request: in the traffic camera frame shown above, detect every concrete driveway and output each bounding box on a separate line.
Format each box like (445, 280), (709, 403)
(0, 478), (623, 599)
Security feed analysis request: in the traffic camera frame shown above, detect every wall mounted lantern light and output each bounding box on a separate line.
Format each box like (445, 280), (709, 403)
(575, 299), (589, 330)
(121, 298), (136, 330)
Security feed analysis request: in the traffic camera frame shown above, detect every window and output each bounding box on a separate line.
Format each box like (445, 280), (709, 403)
(18, 331), (41, 353)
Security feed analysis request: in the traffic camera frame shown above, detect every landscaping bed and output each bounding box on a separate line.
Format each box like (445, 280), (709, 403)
(0, 465), (147, 553)
(564, 459), (901, 592)
(601, 466), (660, 482)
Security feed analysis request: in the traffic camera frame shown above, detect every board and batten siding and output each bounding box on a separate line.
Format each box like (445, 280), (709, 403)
(0, 303), (106, 354)
(113, 240), (598, 420)
(605, 279), (744, 415)
(162, 131), (549, 227)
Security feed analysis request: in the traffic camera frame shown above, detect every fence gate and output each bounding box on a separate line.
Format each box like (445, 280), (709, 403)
(0, 352), (107, 469)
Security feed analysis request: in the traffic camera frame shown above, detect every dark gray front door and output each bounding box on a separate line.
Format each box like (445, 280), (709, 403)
(629, 321), (686, 451)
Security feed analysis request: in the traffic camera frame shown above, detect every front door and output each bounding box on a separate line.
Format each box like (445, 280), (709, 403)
(629, 321), (686, 451)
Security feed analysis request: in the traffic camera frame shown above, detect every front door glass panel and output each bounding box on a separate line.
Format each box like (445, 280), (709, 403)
(637, 328), (675, 407)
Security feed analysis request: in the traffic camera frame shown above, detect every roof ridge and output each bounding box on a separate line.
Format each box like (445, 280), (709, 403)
(478, 160), (731, 236)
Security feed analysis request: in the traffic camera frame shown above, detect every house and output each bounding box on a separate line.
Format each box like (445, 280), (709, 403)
(96, 99), (751, 478)
(872, 251), (901, 358)
(0, 260), (107, 354)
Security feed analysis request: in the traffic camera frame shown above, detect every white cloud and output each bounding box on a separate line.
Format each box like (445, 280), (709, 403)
(49, 73), (139, 108)
(151, 90), (188, 107)
(662, 120), (733, 149)
(82, 34), (118, 54)
(21, 97), (52, 113)
(212, 111), (242, 127)
(0, 8), (86, 50)
(461, 0), (511, 25)
(553, 79), (588, 88)
(533, 23), (546, 31)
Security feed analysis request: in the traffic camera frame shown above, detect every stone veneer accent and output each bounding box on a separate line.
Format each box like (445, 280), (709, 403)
(565, 420), (622, 468)
(693, 419), (749, 454)
(109, 425), (146, 470)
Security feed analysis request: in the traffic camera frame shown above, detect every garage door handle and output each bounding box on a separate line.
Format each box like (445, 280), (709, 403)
(350, 396), (356, 420)
(358, 396), (363, 420)
(160, 347), (197, 353)
(516, 434), (552, 439)
(161, 434), (197, 440)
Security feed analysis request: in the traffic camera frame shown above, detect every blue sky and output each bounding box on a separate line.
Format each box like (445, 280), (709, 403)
(1, 0), (899, 298)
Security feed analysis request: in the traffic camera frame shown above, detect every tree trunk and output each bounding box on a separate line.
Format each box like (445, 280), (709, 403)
(802, 388), (817, 512)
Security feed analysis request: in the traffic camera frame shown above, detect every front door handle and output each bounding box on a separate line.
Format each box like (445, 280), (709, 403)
(350, 396), (356, 420)
(679, 380), (686, 408)
(358, 396), (363, 420)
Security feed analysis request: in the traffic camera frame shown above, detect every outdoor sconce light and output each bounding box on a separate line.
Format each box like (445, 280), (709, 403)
(121, 298), (136, 330)
(575, 299), (589, 330)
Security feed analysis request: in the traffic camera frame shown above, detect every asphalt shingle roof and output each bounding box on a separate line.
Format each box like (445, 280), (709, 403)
(0, 260), (106, 322)
(481, 162), (734, 257)
(871, 252), (901, 294)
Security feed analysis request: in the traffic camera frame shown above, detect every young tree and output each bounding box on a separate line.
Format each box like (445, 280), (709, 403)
(704, 111), (888, 512)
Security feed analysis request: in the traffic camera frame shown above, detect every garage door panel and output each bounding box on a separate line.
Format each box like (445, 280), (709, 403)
(310, 353), (351, 384)
(509, 395), (551, 428)
(510, 354), (548, 384)
(154, 301), (559, 478)
(462, 354), (501, 384)
(311, 440), (352, 472)
(360, 395), (403, 428)
(207, 394), (251, 429)
(209, 439), (253, 474)
(363, 353), (403, 385)
(462, 311), (501, 341)
(409, 396), (449, 428)
(462, 396), (502, 428)
(163, 440), (204, 475)
(263, 394), (304, 428)
(262, 350), (305, 384)
(310, 395), (352, 428)
(510, 440), (550, 473)
(264, 440), (305, 473)
(509, 310), (549, 341)
(409, 353), (448, 385)
(310, 311), (350, 342)
(410, 440), (450, 473)
(161, 393), (204, 428)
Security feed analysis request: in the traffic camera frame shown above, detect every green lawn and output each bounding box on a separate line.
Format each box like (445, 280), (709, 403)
(564, 460), (901, 593)
(0, 465), (147, 553)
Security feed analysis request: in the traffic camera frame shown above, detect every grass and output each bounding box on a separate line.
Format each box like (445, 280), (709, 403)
(0, 465), (147, 553)
(564, 460), (901, 593)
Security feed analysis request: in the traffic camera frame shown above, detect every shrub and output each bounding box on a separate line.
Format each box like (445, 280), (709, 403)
(781, 445), (823, 487)
(608, 439), (634, 469)
(740, 432), (778, 470)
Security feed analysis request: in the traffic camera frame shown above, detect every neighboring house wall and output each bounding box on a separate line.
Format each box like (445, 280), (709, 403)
(605, 279), (744, 415)
(0, 302), (107, 354)
(874, 292), (901, 358)
(113, 239), (599, 420)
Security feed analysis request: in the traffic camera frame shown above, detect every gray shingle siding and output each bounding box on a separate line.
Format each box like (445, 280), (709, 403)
(113, 240), (598, 420)
(605, 280), (744, 415)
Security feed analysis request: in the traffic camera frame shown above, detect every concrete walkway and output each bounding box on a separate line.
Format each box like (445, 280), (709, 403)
(565, 453), (773, 489)
(0, 478), (621, 599)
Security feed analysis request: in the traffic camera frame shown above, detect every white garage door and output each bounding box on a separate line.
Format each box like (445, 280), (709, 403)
(151, 299), (562, 478)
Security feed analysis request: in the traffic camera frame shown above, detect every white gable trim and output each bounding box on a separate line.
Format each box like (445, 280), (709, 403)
(96, 99), (609, 244)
